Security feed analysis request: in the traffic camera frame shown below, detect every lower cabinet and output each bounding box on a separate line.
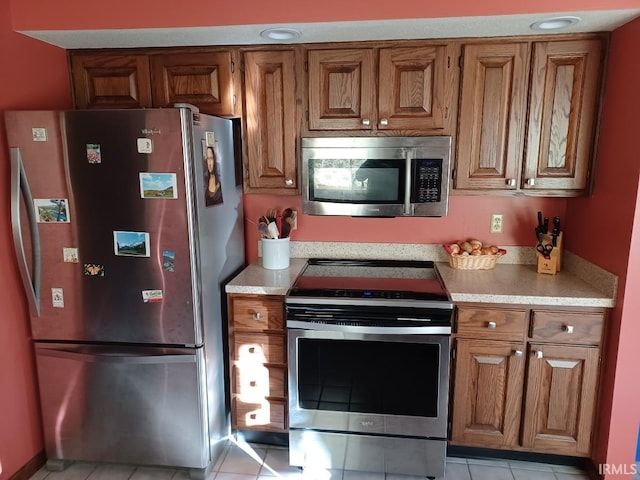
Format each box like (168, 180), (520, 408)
(450, 304), (605, 457)
(228, 294), (288, 432)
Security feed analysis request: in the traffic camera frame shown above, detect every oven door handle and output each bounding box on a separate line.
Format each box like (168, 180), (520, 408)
(287, 320), (451, 335)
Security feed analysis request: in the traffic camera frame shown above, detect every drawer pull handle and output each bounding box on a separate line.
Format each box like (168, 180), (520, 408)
(487, 321), (497, 329)
(506, 178), (516, 187)
(250, 413), (257, 420)
(249, 381), (257, 387)
(513, 350), (523, 358)
(563, 325), (574, 333)
(248, 347), (255, 354)
(379, 118), (389, 126)
(362, 119), (371, 126)
(252, 312), (261, 320)
(534, 350), (544, 359)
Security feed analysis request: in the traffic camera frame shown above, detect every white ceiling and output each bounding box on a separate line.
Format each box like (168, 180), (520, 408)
(18, 9), (640, 49)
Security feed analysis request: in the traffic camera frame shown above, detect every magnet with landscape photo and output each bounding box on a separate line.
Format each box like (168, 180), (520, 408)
(34, 199), (70, 223)
(139, 173), (178, 199)
(63, 247), (79, 263)
(162, 250), (175, 272)
(113, 231), (150, 257)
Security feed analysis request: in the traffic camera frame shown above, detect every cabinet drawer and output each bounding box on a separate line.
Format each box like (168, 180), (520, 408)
(233, 364), (287, 398)
(233, 298), (284, 331)
(233, 397), (287, 432)
(233, 333), (286, 364)
(456, 307), (527, 341)
(530, 311), (604, 345)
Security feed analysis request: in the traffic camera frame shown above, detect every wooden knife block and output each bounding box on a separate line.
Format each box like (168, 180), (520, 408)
(537, 232), (563, 275)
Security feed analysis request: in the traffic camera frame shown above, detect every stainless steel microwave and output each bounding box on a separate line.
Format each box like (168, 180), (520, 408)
(301, 136), (452, 217)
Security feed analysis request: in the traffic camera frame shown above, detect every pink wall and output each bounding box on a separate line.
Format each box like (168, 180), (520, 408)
(566, 17), (640, 479)
(0, 2), (71, 478)
(9, 0), (640, 30)
(244, 194), (567, 262)
(3, 0), (640, 478)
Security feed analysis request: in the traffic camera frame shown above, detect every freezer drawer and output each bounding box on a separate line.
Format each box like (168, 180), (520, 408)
(35, 343), (210, 469)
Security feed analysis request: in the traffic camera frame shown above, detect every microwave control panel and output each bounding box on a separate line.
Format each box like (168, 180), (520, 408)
(412, 159), (442, 203)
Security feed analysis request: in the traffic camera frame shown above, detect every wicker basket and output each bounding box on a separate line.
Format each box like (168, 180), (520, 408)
(447, 253), (500, 270)
(442, 244), (506, 270)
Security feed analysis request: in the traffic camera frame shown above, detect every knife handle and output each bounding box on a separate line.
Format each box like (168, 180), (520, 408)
(543, 217), (549, 234)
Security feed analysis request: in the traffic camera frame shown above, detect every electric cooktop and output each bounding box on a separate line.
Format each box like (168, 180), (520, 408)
(286, 258), (451, 304)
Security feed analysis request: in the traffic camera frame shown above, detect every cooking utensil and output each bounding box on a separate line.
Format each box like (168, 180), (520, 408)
(258, 222), (270, 239)
(536, 243), (554, 259)
(267, 221), (280, 239)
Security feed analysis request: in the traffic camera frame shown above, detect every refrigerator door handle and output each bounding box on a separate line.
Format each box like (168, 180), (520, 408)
(10, 147), (41, 317)
(36, 347), (197, 365)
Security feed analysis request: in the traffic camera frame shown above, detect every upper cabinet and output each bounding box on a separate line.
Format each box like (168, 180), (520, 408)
(306, 44), (458, 134)
(455, 36), (606, 196)
(149, 50), (239, 116)
(69, 48), (240, 117)
(69, 53), (153, 109)
(241, 48), (302, 194)
(523, 39), (604, 193)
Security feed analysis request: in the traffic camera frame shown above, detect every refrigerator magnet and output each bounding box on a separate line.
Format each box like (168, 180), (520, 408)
(203, 141), (224, 207)
(34, 199), (70, 223)
(142, 290), (163, 303)
(113, 231), (150, 257)
(137, 138), (153, 154)
(139, 173), (178, 199)
(162, 250), (175, 272)
(63, 248), (79, 263)
(51, 288), (64, 308)
(84, 263), (105, 276)
(32, 127), (47, 142)
(205, 131), (215, 146)
(87, 144), (101, 164)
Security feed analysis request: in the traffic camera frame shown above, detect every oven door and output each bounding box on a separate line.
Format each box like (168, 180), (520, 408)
(288, 328), (450, 439)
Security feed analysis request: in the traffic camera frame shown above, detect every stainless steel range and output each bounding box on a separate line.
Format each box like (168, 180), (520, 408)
(285, 259), (453, 479)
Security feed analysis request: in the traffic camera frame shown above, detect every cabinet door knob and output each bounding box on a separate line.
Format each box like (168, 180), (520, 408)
(513, 350), (523, 357)
(526, 178), (536, 186)
(285, 178), (294, 186)
(506, 178), (516, 187)
(563, 325), (574, 333)
(361, 119), (371, 126)
(379, 118), (389, 126)
(487, 321), (497, 329)
(253, 312), (261, 320)
(534, 350), (544, 359)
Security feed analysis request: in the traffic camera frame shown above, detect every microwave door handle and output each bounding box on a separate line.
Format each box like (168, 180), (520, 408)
(404, 149), (413, 215)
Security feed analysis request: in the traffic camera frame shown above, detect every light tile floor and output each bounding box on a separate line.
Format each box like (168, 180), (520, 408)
(28, 439), (599, 480)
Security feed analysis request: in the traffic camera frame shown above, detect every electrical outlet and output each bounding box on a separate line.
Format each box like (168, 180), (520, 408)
(491, 214), (503, 233)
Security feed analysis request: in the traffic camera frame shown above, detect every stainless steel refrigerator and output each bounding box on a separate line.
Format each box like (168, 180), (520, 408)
(5, 107), (245, 478)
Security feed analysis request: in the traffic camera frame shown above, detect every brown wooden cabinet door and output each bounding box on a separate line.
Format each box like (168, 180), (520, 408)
(307, 49), (375, 130)
(69, 53), (152, 109)
(150, 51), (237, 116)
(377, 46), (449, 131)
(455, 43), (530, 190)
(451, 339), (525, 448)
(523, 39), (604, 193)
(243, 49), (299, 193)
(522, 343), (600, 456)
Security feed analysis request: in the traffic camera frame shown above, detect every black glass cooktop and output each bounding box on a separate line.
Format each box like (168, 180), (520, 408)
(287, 259), (450, 302)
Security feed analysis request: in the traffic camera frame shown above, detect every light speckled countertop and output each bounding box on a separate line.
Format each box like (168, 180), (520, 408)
(226, 242), (617, 308)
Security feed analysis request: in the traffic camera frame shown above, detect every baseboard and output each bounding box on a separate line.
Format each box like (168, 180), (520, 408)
(8, 450), (46, 480)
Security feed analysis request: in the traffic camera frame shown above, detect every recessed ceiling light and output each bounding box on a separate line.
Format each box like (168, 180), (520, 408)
(530, 16), (581, 31)
(260, 28), (302, 41)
